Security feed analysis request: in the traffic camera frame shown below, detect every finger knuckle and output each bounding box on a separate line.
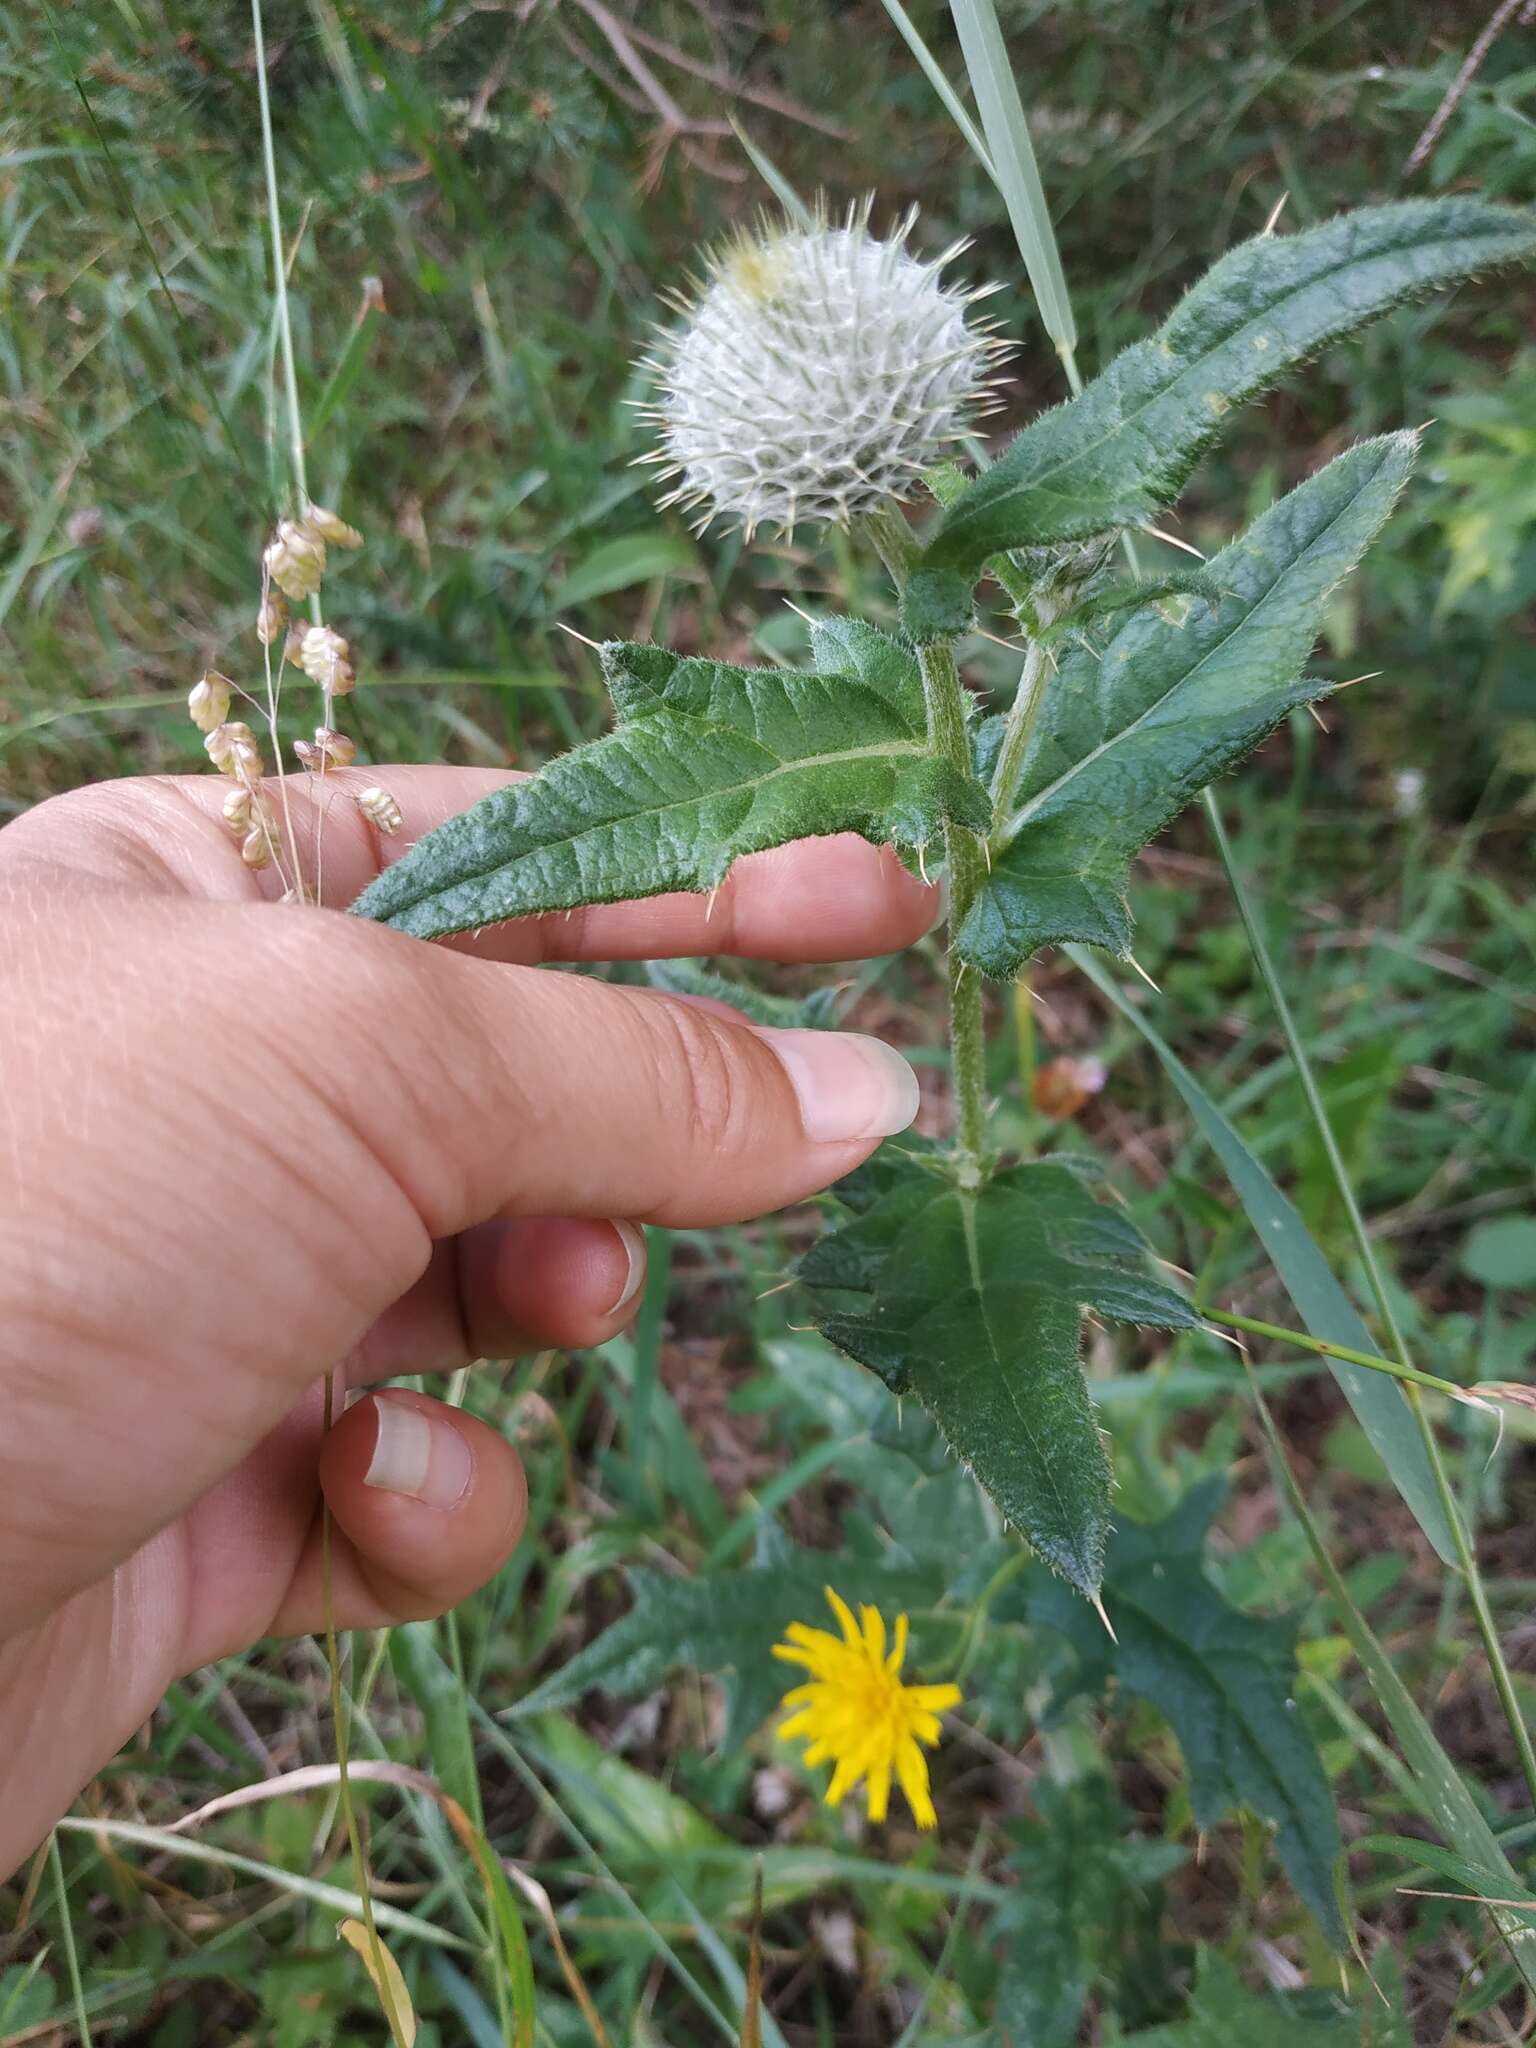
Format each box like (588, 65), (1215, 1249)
(652, 1000), (753, 1155)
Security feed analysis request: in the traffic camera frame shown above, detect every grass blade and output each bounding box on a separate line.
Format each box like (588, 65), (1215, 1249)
(52, 1818), (472, 1951)
(1068, 943), (1456, 1561)
(1245, 1369), (1536, 1996)
(1200, 790), (1536, 1810)
(726, 116), (814, 228)
(947, 0), (1079, 371)
(48, 1834), (93, 2048)
(876, 0), (997, 180)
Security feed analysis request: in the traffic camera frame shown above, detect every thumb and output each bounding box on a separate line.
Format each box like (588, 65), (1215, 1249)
(330, 916), (922, 1240)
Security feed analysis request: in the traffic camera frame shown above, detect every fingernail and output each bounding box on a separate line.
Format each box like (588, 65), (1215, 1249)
(757, 1027), (920, 1144)
(604, 1219), (648, 1318)
(363, 1397), (474, 1511)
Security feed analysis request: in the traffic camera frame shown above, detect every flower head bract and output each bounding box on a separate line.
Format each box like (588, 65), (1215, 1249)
(772, 1587), (961, 1829)
(642, 201), (1000, 537)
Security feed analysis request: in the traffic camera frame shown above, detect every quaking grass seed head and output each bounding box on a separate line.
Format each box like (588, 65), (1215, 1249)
(356, 786), (402, 835)
(256, 593), (287, 646)
(304, 502), (363, 550)
(204, 720), (263, 780)
(642, 201), (1002, 537)
(263, 519), (326, 601)
(187, 671), (232, 735)
(294, 726), (356, 772)
(299, 624), (356, 695)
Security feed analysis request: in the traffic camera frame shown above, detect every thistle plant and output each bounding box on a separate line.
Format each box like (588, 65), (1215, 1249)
(356, 196), (1536, 1609)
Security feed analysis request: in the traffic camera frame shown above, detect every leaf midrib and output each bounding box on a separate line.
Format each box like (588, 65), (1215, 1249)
(993, 463), (1380, 852)
(956, 1191), (1082, 1552)
(402, 734), (929, 904)
(942, 213), (1490, 539)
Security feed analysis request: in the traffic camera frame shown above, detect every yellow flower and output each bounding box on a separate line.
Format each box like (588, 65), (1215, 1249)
(772, 1588), (961, 1829)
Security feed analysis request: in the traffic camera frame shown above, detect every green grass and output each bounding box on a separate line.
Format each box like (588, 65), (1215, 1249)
(4, 1), (1536, 2040)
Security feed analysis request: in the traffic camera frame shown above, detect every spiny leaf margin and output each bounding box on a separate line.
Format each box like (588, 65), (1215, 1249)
(353, 621), (987, 940)
(800, 1144), (1197, 1597)
(902, 197), (1536, 636)
(957, 433), (1417, 977)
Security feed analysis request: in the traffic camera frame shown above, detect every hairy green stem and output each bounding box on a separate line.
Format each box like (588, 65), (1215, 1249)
(916, 639), (989, 1172)
(860, 504), (921, 586)
(1203, 786), (1536, 1814)
(986, 635), (1052, 825)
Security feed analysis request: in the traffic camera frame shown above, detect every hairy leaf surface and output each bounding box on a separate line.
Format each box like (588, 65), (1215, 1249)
(958, 435), (1413, 977)
(354, 620), (986, 939)
(1033, 1480), (1345, 1944)
(903, 198), (1536, 633)
(801, 1146), (1195, 1597)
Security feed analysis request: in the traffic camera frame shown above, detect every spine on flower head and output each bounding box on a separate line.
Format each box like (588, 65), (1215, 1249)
(641, 200), (1002, 538)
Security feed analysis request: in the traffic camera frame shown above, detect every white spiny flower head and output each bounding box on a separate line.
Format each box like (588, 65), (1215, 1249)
(642, 201), (1002, 537)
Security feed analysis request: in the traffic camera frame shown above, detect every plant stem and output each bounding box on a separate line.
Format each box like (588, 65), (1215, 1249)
(1203, 786), (1536, 1813)
(986, 634), (1051, 826)
(321, 1377), (411, 2048)
(916, 638), (989, 1172)
(1202, 1306), (1482, 1406)
(251, 0), (309, 514)
(860, 504), (920, 586)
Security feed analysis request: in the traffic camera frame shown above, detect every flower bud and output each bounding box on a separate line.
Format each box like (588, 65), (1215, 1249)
(304, 502), (363, 549)
(648, 203), (999, 535)
(188, 671), (233, 735)
(299, 624), (356, 696)
(263, 519), (326, 600)
(355, 785), (402, 835)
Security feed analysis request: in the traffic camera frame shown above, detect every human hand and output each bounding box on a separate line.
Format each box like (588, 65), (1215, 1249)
(0, 764), (933, 1874)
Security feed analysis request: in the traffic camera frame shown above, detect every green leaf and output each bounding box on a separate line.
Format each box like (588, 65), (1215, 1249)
(354, 622), (988, 940)
(801, 1145), (1195, 1596)
(643, 959), (840, 1030)
(551, 529), (699, 610)
(1460, 1214), (1536, 1291)
(1069, 944), (1457, 1565)
(1032, 1479), (1345, 1945)
(1042, 566), (1225, 641)
(958, 436), (1414, 977)
(507, 1547), (942, 1751)
(993, 1777), (1186, 2045)
(1118, 1950), (1401, 2048)
(1354, 1833), (1536, 1915)
(905, 198), (1536, 623)
(528, 1713), (729, 1866)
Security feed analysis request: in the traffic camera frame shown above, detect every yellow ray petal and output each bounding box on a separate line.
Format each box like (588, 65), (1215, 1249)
(896, 1737), (937, 1830)
(905, 1684), (963, 1714)
(860, 1604), (887, 1663)
(866, 1757), (892, 1823)
(823, 1586), (860, 1646)
(887, 1611), (910, 1674)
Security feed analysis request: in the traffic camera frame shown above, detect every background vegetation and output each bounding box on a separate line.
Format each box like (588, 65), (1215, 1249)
(2, 1), (1536, 2040)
